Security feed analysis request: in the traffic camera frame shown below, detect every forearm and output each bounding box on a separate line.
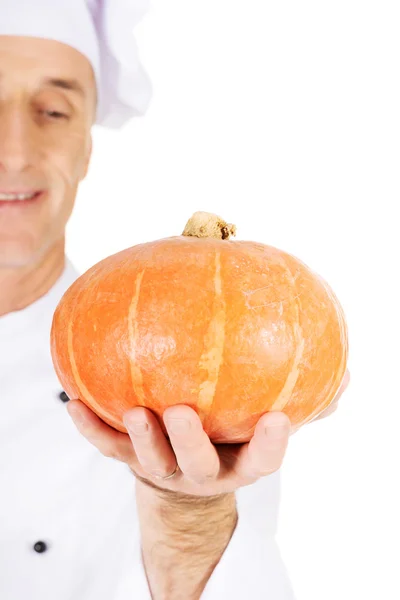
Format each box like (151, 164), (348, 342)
(135, 479), (238, 600)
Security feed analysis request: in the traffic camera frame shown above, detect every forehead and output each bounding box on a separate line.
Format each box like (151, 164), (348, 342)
(0, 35), (96, 94)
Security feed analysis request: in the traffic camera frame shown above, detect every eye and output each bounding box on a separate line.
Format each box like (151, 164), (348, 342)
(42, 109), (69, 120)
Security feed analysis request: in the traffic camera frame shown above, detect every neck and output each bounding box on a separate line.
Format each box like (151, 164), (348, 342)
(0, 241), (66, 318)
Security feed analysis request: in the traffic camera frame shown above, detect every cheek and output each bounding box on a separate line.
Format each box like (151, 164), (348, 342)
(46, 131), (90, 188)
(45, 137), (90, 190)
(38, 157), (86, 226)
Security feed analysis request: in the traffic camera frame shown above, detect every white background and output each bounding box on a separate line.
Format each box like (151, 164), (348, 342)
(67, 2), (400, 599)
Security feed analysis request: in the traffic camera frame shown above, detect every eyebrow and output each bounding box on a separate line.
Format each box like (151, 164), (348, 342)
(43, 77), (86, 98)
(0, 72), (87, 101)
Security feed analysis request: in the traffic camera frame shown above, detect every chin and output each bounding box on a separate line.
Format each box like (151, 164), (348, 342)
(0, 240), (50, 269)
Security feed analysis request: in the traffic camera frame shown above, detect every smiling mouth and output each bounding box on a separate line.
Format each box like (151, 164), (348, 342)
(0, 191), (44, 206)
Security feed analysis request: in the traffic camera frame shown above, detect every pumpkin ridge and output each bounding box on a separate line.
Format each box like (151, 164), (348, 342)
(128, 269), (147, 406)
(302, 276), (349, 424)
(270, 260), (305, 411)
(67, 303), (115, 422)
(64, 266), (116, 420)
(197, 251), (226, 425)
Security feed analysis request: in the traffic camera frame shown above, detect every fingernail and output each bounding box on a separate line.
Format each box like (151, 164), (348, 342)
(151, 470), (170, 478)
(129, 421), (149, 435)
(69, 408), (87, 427)
(167, 419), (190, 434)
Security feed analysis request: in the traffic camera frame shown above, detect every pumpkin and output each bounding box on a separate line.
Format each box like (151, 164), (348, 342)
(50, 212), (348, 443)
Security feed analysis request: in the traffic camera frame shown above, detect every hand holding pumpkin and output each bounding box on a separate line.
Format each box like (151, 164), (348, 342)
(67, 367), (349, 496)
(67, 398), (291, 496)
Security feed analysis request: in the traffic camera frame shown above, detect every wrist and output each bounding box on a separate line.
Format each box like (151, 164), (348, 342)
(135, 477), (238, 546)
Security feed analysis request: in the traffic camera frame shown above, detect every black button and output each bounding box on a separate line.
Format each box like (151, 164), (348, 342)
(33, 541), (48, 553)
(59, 391), (70, 403)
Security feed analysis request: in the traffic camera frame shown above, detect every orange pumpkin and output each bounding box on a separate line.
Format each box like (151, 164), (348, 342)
(51, 212), (348, 443)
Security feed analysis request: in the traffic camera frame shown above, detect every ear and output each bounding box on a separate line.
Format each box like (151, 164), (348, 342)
(80, 134), (93, 181)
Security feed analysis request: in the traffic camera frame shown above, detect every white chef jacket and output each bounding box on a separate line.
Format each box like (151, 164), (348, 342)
(0, 259), (295, 600)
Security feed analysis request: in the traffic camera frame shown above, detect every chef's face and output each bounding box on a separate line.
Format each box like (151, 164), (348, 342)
(0, 36), (96, 268)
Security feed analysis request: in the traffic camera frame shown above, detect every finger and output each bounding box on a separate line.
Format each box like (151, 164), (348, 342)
(234, 412), (291, 480)
(67, 400), (136, 463)
(314, 370), (351, 422)
(314, 401), (338, 421)
(123, 407), (178, 479)
(163, 405), (220, 484)
(335, 369), (350, 399)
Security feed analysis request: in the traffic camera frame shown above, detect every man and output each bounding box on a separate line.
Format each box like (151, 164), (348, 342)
(0, 1), (349, 598)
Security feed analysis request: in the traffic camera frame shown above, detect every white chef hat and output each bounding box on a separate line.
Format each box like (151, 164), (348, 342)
(0, 0), (153, 128)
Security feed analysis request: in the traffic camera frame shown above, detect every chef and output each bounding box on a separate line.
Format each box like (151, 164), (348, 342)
(0, 1), (349, 598)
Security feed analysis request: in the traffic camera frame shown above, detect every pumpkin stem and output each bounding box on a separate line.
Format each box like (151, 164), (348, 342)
(182, 212), (237, 240)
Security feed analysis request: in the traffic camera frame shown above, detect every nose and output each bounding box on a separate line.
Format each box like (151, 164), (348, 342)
(0, 105), (37, 174)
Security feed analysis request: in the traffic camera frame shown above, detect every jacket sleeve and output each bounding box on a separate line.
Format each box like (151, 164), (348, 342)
(201, 472), (296, 600)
